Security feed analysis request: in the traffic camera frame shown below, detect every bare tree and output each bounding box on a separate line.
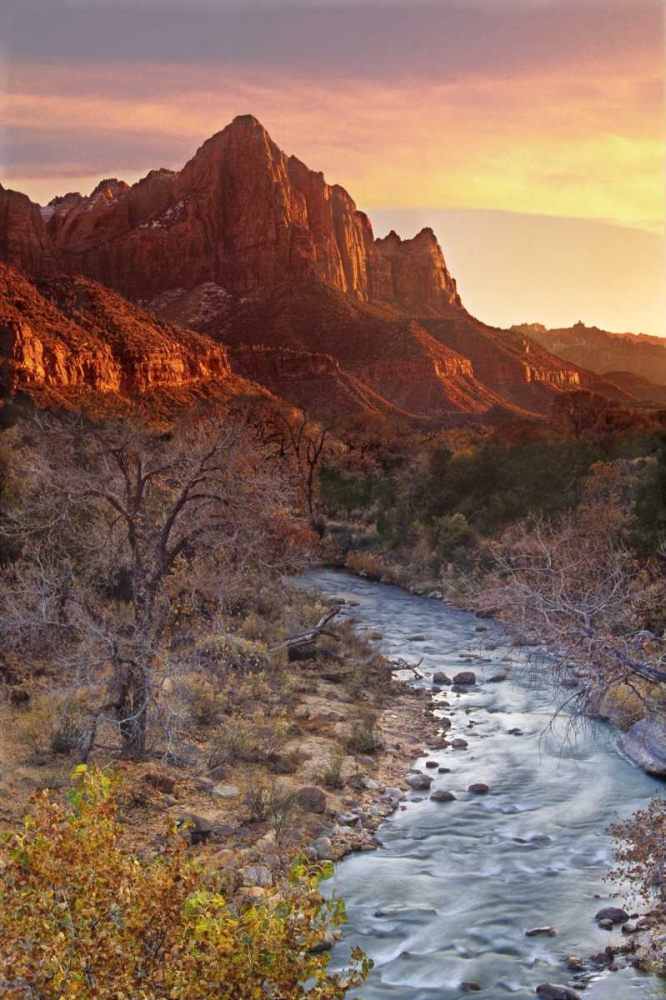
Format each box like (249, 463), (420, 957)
(0, 406), (298, 757)
(254, 406), (329, 531)
(484, 462), (666, 718)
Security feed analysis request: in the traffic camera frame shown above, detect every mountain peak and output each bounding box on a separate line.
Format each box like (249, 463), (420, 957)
(0, 114), (464, 315)
(229, 113), (267, 131)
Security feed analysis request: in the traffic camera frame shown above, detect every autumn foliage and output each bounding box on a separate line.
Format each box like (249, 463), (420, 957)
(0, 767), (370, 999)
(609, 795), (666, 904)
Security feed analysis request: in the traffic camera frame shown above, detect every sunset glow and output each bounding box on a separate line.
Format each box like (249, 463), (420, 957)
(1, 0), (663, 334)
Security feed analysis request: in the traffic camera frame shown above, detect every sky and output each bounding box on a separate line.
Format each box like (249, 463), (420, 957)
(1, 0), (664, 335)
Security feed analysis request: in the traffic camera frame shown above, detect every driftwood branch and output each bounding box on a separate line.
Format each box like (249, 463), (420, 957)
(388, 656), (425, 679)
(271, 606), (342, 654)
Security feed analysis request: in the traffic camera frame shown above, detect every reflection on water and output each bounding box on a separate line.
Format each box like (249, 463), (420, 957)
(295, 569), (665, 1000)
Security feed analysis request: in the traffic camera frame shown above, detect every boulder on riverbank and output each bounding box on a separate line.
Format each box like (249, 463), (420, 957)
(619, 716), (666, 776)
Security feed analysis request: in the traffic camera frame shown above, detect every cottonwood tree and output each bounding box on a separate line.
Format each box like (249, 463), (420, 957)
(0, 407), (300, 757)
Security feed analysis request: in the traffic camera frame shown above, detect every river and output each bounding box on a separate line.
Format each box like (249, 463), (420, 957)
(296, 569), (664, 1000)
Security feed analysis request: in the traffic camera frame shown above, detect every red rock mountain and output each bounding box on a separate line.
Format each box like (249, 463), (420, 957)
(0, 115), (630, 419)
(4, 116), (461, 316)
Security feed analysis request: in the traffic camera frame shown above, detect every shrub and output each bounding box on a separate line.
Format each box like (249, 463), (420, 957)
(243, 779), (299, 847)
(19, 691), (88, 760)
(344, 550), (384, 580)
(243, 779), (273, 822)
(209, 713), (289, 768)
(319, 751), (346, 791)
(174, 673), (221, 727)
(345, 710), (382, 755)
(0, 766), (371, 998)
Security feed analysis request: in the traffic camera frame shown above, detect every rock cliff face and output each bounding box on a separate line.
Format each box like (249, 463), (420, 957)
(0, 264), (236, 411)
(517, 322), (666, 387)
(0, 186), (55, 278)
(5, 115), (461, 317)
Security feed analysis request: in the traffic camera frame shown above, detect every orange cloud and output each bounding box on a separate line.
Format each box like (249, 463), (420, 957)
(2, 51), (662, 235)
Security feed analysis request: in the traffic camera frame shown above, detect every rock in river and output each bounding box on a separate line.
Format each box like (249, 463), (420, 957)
(432, 671), (451, 684)
(594, 907), (629, 925)
(536, 986), (581, 1000)
(406, 772), (433, 790)
(619, 715), (666, 776)
(431, 789), (456, 802)
(453, 671), (476, 685)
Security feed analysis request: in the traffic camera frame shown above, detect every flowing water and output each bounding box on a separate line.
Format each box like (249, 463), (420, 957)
(296, 569), (665, 1000)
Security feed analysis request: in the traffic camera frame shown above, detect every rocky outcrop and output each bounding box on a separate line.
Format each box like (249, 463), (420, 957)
(520, 322), (666, 388)
(376, 228), (460, 316)
(619, 716), (666, 777)
(0, 264), (234, 408)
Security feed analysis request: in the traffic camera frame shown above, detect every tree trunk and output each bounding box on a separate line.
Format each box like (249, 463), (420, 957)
(116, 661), (149, 757)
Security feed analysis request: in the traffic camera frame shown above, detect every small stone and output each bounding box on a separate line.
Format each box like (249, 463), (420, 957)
(438, 767), (451, 774)
(212, 784), (240, 800)
(468, 783), (489, 794)
(425, 760), (440, 769)
(241, 865), (273, 888)
(565, 956), (584, 971)
(508, 728), (523, 736)
(268, 753), (298, 774)
(488, 673), (508, 683)
(193, 776), (215, 790)
(598, 918), (614, 930)
(144, 772), (176, 795)
(295, 786), (328, 814)
(311, 836), (333, 860)
(432, 671), (451, 685)
(211, 822), (235, 839)
(309, 931), (336, 953)
(475, 625), (488, 632)
(161, 794), (178, 807)
(369, 631), (383, 641)
(431, 790), (456, 802)
(176, 813), (213, 845)
(462, 983), (482, 992)
(408, 634), (426, 642)
(526, 927), (556, 937)
(451, 738), (468, 749)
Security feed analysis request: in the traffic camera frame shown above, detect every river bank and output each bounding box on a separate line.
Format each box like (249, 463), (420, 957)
(299, 567), (665, 1000)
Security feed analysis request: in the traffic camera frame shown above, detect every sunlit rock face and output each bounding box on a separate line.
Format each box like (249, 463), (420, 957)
(2, 116), (461, 317)
(0, 263), (232, 403)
